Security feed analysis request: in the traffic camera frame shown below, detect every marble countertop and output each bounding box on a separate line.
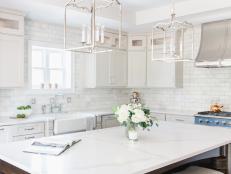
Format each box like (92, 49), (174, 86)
(0, 110), (114, 127)
(150, 109), (196, 116)
(0, 122), (231, 174)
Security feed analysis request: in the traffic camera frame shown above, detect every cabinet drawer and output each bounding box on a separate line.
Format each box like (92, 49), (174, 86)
(102, 115), (120, 128)
(11, 122), (45, 136)
(13, 133), (44, 142)
(166, 114), (194, 124)
(151, 112), (166, 121)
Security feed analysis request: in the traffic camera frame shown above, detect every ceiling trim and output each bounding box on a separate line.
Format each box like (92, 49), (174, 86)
(136, 0), (231, 25)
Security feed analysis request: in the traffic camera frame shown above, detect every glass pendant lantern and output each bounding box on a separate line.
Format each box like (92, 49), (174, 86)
(64, 0), (122, 54)
(151, 0), (194, 62)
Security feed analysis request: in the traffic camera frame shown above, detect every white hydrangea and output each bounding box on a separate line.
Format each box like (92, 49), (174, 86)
(131, 109), (147, 123)
(115, 104), (130, 123)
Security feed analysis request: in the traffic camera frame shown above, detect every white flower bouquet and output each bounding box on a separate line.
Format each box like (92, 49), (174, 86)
(113, 103), (158, 140)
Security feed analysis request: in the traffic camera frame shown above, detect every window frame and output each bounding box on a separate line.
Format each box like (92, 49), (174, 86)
(28, 41), (75, 94)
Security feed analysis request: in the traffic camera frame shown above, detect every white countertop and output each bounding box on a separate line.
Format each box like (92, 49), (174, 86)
(0, 110), (114, 127)
(0, 122), (231, 174)
(150, 109), (196, 116)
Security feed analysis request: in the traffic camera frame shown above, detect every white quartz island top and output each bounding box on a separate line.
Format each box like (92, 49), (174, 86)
(0, 122), (231, 174)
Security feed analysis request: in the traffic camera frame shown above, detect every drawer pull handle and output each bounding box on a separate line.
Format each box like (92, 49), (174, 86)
(175, 119), (184, 122)
(25, 128), (34, 131)
(25, 136), (35, 140)
(0, 128), (4, 131)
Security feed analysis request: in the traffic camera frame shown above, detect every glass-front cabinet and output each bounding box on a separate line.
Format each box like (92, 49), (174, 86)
(0, 9), (24, 35)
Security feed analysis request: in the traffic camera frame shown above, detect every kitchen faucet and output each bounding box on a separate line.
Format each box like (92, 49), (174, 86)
(41, 94), (66, 114)
(50, 94), (64, 113)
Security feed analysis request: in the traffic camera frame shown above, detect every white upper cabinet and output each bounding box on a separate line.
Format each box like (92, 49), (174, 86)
(146, 34), (183, 88)
(110, 50), (127, 87)
(0, 34), (24, 87)
(0, 9), (24, 36)
(147, 51), (183, 88)
(82, 49), (127, 88)
(128, 50), (146, 87)
(128, 35), (147, 87)
(0, 9), (24, 88)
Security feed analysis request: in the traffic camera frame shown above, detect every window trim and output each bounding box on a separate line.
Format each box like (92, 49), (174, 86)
(27, 40), (75, 95)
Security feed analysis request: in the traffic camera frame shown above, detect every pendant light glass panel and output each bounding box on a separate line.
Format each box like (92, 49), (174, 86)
(64, 0), (122, 54)
(151, 14), (194, 62)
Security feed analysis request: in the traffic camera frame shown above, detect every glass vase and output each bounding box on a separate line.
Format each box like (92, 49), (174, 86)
(126, 125), (138, 141)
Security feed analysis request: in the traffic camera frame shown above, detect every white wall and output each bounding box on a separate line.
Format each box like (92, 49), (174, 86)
(135, 26), (231, 114)
(0, 19), (129, 117)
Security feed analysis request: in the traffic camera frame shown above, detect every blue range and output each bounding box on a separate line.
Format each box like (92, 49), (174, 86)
(195, 111), (231, 128)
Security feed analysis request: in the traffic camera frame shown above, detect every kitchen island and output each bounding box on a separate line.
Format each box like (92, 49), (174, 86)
(0, 122), (231, 174)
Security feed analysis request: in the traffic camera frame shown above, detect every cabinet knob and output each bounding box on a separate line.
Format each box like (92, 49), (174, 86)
(25, 136), (35, 140)
(175, 119), (184, 122)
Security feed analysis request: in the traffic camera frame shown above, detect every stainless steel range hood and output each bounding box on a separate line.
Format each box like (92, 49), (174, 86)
(195, 20), (231, 68)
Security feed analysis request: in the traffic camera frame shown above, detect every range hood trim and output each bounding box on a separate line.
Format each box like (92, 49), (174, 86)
(195, 19), (231, 68)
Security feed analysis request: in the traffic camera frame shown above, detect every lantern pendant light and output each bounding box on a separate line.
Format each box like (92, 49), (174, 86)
(151, 0), (194, 62)
(64, 0), (122, 54)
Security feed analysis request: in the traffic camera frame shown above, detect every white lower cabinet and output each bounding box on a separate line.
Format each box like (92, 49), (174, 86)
(10, 122), (44, 137)
(9, 122), (45, 142)
(102, 115), (120, 129)
(12, 133), (44, 141)
(165, 114), (194, 124)
(151, 112), (166, 121)
(0, 126), (9, 143)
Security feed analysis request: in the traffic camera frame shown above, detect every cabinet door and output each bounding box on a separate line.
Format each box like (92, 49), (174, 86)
(96, 52), (111, 87)
(128, 35), (146, 50)
(111, 34), (128, 49)
(128, 51), (146, 87)
(11, 122), (45, 136)
(110, 50), (127, 87)
(102, 115), (120, 128)
(0, 126), (8, 143)
(166, 114), (194, 124)
(0, 34), (24, 88)
(147, 51), (182, 88)
(12, 133), (44, 142)
(151, 112), (166, 121)
(0, 11), (24, 35)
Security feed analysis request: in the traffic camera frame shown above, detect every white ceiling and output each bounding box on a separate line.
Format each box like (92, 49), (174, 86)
(1, 0), (231, 32)
(0, 0), (189, 31)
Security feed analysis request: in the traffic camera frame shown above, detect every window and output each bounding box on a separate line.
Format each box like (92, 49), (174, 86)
(30, 45), (72, 91)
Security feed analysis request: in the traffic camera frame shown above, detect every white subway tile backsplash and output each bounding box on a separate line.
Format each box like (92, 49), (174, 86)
(0, 19), (129, 117)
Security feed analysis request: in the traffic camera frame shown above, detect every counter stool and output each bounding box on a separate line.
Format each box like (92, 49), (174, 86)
(174, 166), (223, 174)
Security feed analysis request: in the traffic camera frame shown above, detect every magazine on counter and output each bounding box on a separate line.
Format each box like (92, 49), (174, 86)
(23, 139), (81, 156)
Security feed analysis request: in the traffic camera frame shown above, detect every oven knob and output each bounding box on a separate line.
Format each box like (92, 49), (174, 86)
(222, 121), (227, 125)
(205, 120), (210, 124)
(215, 121), (219, 125)
(199, 119), (203, 123)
